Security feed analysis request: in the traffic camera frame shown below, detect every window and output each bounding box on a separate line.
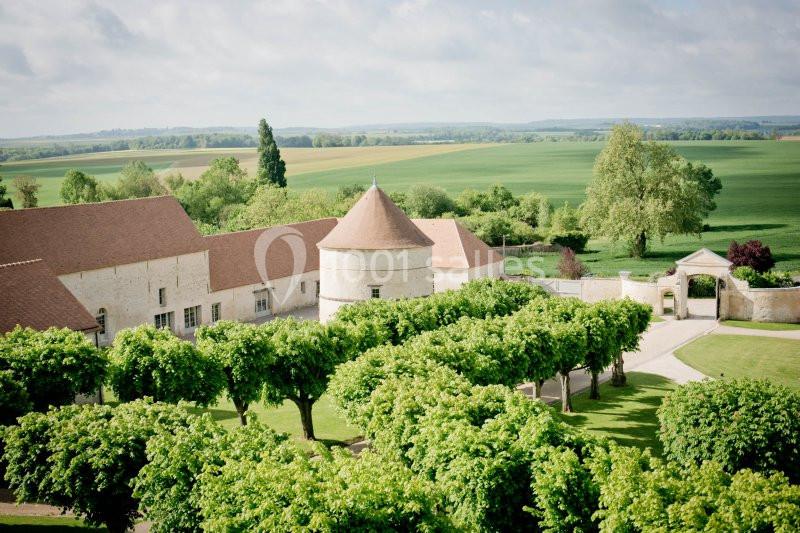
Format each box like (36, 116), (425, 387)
(300, 281), (306, 294)
(158, 287), (167, 307)
(315, 280), (320, 297)
(184, 305), (200, 329)
(96, 308), (106, 335)
(255, 289), (270, 315)
(370, 286), (381, 299)
(154, 312), (173, 330)
(211, 302), (221, 323)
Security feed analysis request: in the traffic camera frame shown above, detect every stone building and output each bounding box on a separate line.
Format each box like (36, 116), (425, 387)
(0, 186), (503, 341)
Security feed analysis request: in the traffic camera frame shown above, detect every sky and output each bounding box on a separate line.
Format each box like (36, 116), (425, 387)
(0, 0), (798, 137)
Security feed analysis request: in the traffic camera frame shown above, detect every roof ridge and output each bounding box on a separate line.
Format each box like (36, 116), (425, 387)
(203, 217), (339, 239)
(0, 258), (44, 269)
(0, 195), (176, 213)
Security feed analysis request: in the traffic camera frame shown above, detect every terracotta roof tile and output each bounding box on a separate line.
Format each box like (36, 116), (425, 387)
(317, 186), (433, 250)
(413, 218), (503, 269)
(205, 218), (338, 291)
(0, 259), (99, 333)
(0, 196), (206, 274)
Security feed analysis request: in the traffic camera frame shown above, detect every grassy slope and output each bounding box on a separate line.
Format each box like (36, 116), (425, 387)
(0, 144), (482, 206)
(557, 371), (676, 453)
(3, 141), (799, 273)
(675, 334), (800, 390)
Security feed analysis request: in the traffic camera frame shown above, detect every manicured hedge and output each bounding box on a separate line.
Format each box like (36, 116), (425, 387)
(658, 378), (800, 483)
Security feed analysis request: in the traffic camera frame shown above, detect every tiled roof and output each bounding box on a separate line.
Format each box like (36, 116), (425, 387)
(317, 185), (434, 250)
(413, 218), (503, 269)
(205, 218), (338, 291)
(0, 196), (206, 274)
(0, 259), (99, 333)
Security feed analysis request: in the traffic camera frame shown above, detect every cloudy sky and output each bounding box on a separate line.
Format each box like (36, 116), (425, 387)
(1, 0), (798, 137)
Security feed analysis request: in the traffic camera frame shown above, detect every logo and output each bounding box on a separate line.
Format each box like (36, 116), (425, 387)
(253, 226), (307, 307)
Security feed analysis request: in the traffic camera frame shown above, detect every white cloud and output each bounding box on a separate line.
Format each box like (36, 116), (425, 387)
(0, 0), (797, 137)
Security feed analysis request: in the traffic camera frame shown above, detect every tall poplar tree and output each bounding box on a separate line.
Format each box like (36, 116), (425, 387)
(256, 118), (286, 187)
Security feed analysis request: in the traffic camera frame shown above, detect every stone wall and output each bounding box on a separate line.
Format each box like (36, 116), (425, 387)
(721, 280), (800, 323)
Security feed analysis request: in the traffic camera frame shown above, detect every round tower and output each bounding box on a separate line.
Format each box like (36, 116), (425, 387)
(317, 182), (434, 322)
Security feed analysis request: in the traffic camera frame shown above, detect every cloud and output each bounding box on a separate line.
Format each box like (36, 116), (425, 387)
(0, 0), (798, 137)
(0, 44), (33, 77)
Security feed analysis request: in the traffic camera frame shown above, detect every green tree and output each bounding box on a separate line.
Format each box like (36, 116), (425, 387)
(59, 169), (99, 204)
(657, 378), (800, 483)
(100, 160), (166, 200)
(225, 186), (344, 231)
(195, 321), (274, 425)
(172, 157), (255, 225)
(582, 123), (720, 258)
(550, 201), (581, 233)
(0, 326), (107, 411)
(0, 369), (31, 425)
(261, 318), (354, 440)
(608, 299), (651, 387)
(592, 445), (800, 532)
(510, 191), (546, 227)
(256, 118), (286, 187)
(0, 169), (13, 208)
(2, 400), (194, 533)
(107, 325), (224, 406)
(405, 184), (456, 218)
(12, 175), (40, 208)
(134, 415), (291, 533)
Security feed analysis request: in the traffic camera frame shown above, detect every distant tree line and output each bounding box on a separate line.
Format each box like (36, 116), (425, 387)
(643, 128), (767, 141)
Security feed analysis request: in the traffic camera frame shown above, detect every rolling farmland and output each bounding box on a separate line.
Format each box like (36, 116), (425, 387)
(2, 140), (799, 273)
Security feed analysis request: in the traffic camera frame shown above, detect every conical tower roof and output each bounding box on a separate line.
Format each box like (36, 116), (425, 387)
(318, 184), (434, 250)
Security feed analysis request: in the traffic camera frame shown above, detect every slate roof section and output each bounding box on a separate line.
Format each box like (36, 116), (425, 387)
(0, 196), (206, 275)
(317, 185), (434, 250)
(0, 259), (99, 333)
(413, 218), (503, 269)
(205, 218), (338, 291)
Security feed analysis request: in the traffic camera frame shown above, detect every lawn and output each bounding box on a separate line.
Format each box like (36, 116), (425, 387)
(0, 515), (104, 531)
(720, 319), (800, 331)
(557, 372), (677, 454)
(675, 334), (800, 391)
(188, 394), (360, 446)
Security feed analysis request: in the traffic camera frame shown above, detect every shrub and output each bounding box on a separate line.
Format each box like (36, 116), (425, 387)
(732, 266), (794, 288)
(0, 369), (31, 425)
(592, 446), (800, 532)
(658, 378), (800, 482)
(0, 326), (107, 412)
(3, 400), (194, 533)
(549, 230), (589, 253)
(458, 210), (538, 245)
(405, 184), (456, 218)
(108, 325), (225, 406)
(550, 201), (580, 233)
(728, 239), (775, 273)
(557, 247), (588, 279)
(688, 274), (717, 297)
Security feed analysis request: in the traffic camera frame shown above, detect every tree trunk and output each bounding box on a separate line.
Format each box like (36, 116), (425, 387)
(589, 371), (600, 400)
(294, 398), (316, 440)
(611, 354), (626, 387)
(559, 372), (572, 413)
(103, 515), (129, 533)
(630, 232), (647, 258)
(533, 379), (544, 399)
(234, 400), (248, 426)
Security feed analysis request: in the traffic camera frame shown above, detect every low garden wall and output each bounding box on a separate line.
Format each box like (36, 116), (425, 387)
(722, 282), (800, 323)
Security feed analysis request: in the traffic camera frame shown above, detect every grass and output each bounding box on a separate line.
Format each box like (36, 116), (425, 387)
(0, 515), (104, 531)
(675, 334), (800, 390)
(557, 371), (677, 454)
(0, 144), (481, 206)
(720, 319), (800, 331)
(4, 140), (800, 274)
(188, 394), (361, 447)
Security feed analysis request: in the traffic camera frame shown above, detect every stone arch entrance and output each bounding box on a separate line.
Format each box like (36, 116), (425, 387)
(670, 248), (732, 320)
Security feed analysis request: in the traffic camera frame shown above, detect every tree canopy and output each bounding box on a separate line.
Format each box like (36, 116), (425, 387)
(100, 160), (167, 200)
(60, 169), (100, 204)
(256, 118), (286, 187)
(582, 123), (721, 257)
(108, 325), (224, 406)
(196, 321), (274, 425)
(170, 157), (256, 225)
(0, 326), (106, 412)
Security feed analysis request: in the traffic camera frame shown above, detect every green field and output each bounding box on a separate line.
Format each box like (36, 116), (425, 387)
(675, 334), (800, 390)
(3, 141), (799, 274)
(557, 372), (676, 453)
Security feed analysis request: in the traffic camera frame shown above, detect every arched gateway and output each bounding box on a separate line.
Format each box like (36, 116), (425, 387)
(669, 248), (732, 319)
